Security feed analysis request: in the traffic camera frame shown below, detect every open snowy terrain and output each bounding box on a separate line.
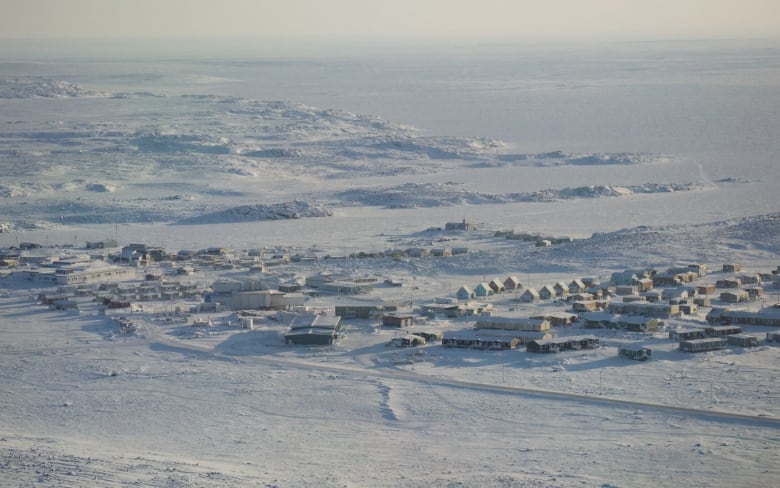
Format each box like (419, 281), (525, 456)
(1, 40), (780, 486)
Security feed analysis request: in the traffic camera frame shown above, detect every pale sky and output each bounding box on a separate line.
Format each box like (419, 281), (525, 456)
(1, 0), (778, 43)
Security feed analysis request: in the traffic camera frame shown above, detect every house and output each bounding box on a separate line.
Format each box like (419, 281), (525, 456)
(737, 273), (761, 285)
(662, 288), (688, 301)
(442, 329), (527, 350)
(285, 314), (342, 346)
(86, 239), (118, 249)
(706, 306), (780, 327)
(611, 271), (638, 286)
(581, 277), (600, 287)
(643, 290), (662, 303)
(669, 328), (706, 341)
(608, 302), (680, 318)
(405, 248), (430, 258)
(613, 316), (661, 332)
(435, 296), (459, 305)
(585, 286), (605, 299)
(415, 330), (443, 342)
(201, 247), (227, 256)
(445, 219), (477, 231)
(335, 303), (391, 319)
(476, 315), (550, 331)
(723, 263), (742, 272)
(637, 278), (654, 292)
(716, 278), (742, 289)
(726, 334), (759, 347)
(430, 248), (452, 257)
(306, 273), (374, 294)
(568, 279), (586, 294)
(519, 288), (540, 303)
(720, 290), (749, 303)
(553, 282), (569, 297)
(615, 285), (639, 296)
(679, 337), (727, 352)
(382, 314), (414, 328)
(527, 335), (599, 354)
(534, 311), (578, 327)
(582, 313), (660, 332)
(622, 295), (646, 303)
(696, 284), (716, 295)
(766, 331), (780, 342)
(455, 285), (475, 300)
(567, 292), (594, 303)
(687, 264), (707, 277)
(538, 285), (557, 300)
(618, 345), (652, 361)
(474, 283), (494, 297)
(390, 334), (427, 347)
(503, 276), (522, 291)
(572, 300), (600, 313)
(228, 290), (297, 310)
(462, 301), (493, 316)
(702, 325), (742, 337)
(488, 278), (505, 293)
(420, 302), (464, 318)
(745, 287), (763, 299)
(442, 336), (520, 350)
(653, 273), (682, 287)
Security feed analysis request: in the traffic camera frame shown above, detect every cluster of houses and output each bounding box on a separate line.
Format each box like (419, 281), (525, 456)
(455, 276), (613, 311)
(668, 323), (756, 351)
(7, 235), (780, 360)
(379, 261), (780, 357)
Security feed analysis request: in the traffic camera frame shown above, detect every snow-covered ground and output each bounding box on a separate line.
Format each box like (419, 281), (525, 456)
(1, 40), (780, 487)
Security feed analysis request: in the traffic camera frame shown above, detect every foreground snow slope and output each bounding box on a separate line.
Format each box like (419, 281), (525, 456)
(1, 288), (779, 488)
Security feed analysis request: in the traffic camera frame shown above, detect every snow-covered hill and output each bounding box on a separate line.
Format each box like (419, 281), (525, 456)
(1, 43), (780, 488)
(337, 181), (703, 208)
(0, 77), (108, 98)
